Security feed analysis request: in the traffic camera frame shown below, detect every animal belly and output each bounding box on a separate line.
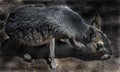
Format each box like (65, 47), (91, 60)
(19, 35), (51, 46)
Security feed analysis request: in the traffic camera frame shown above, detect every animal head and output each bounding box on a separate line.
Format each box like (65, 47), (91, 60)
(82, 15), (112, 60)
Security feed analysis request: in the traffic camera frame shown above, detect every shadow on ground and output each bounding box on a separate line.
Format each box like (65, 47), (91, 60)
(0, 38), (119, 72)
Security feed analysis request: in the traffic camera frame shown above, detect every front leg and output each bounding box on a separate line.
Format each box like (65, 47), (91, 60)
(49, 37), (58, 69)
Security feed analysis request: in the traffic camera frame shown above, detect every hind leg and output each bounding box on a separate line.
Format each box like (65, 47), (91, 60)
(0, 31), (9, 48)
(49, 37), (58, 69)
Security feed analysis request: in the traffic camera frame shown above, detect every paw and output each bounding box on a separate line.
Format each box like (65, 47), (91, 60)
(51, 62), (58, 69)
(23, 53), (32, 62)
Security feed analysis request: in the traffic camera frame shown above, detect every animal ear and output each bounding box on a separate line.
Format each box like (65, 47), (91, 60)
(86, 27), (97, 40)
(91, 14), (102, 29)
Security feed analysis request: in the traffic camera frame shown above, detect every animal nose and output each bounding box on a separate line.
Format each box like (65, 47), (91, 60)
(101, 54), (111, 60)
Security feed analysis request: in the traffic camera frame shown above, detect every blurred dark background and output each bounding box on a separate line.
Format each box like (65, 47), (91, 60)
(0, 0), (120, 72)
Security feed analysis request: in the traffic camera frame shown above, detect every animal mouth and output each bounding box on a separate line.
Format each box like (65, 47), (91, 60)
(95, 50), (111, 60)
(101, 54), (111, 60)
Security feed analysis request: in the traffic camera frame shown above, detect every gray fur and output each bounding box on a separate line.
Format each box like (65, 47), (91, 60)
(4, 6), (112, 69)
(5, 6), (89, 69)
(6, 6), (89, 46)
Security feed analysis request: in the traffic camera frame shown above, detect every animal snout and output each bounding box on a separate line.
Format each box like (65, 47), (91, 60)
(101, 54), (111, 60)
(96, 47), (111, 60)
(101, 48), (111, 60)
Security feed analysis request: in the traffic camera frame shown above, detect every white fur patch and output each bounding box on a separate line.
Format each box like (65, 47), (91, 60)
(97, 41), (104, 45)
